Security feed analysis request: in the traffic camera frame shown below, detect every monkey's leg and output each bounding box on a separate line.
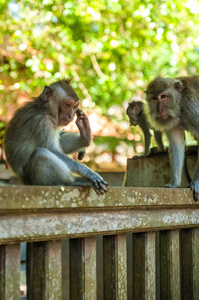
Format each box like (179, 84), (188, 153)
(51, 149), (108, 193)
(165, 129), (185, 188)
(154, 131), (165, 152)
(190, 147), (199, 201)
(23, 148), (74, 186)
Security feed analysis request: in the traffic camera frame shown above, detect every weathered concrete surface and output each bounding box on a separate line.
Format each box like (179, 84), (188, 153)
(125, 148), (197, 187)
(0, 186), (199, 244)
(0, 186), (198, 212)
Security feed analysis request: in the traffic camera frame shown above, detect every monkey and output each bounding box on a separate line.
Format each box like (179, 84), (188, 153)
(144, 75), (199, 201)
(126, 100), (165, 158)
(4, 79), (108, 194)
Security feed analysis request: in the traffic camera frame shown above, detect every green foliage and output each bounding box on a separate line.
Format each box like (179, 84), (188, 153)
(0, 0), (198, 158)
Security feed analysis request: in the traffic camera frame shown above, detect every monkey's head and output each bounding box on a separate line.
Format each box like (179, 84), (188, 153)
(126, 101), (143, 126)
(40, 79), (80, 126)
(144, 77), (184, 131)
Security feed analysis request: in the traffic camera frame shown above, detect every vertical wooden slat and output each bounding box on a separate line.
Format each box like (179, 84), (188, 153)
(96, 236), (104, 300)
(62, 239), (70, 300)
(170, 230), (181, 300)
(27, 240), (62, 300)
(193, 228), (199, 300)
(85, 237), (97, 300)
(126, 233), (133, 300)
(117, 234), (127, 300)
(133, 232), (146, 300)
(159, 231), (170, 300)
(145, 232), (156, 300)
(69, 238), (85, 299)
(103, 235), (116, 299)
(0, 244), (20, 300)
(46, 240), (62, 300)
(180, 229), (193, 300)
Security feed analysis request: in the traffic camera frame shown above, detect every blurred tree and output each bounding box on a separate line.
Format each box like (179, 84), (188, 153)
(0, 0), (198, 166)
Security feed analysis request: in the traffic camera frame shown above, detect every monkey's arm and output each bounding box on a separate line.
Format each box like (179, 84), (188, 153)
(51, 148), (108, 193)
(133, 118), (151, 159)
(154, 131), (165, 152)
(60, 132), (87, 154)
(165, 128), (185, 187)
(60, 111), (91, 154)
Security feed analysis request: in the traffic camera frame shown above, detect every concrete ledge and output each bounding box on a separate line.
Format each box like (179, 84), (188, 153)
(0, 185), (198, 244)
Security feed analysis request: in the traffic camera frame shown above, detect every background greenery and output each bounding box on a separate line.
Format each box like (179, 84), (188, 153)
(0, 0), (198, 169)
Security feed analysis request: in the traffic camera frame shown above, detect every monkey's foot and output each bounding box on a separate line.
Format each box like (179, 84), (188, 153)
(190, 180), (199, 201)
(164, 184), (179, 188)
(132, 153), (150, 160)
(89, 173), (108, 195)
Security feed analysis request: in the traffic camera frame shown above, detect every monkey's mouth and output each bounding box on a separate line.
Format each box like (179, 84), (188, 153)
(159, 115), (169, 120)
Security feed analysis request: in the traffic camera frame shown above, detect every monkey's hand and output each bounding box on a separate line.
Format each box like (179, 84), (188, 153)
(190, 180), (199, 201)
(75, 109), (91, 146)
(88, 172), (108, 195)
(77, 150), (86, 161)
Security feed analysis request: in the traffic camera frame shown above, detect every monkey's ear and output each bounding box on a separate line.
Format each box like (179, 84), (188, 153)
(134, 104), (140, 115)
(174, 81), (184, 92)
(40, 86), (53, 101)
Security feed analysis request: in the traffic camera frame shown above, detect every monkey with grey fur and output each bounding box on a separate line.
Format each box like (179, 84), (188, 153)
(4, 79), (108, 194)
(145, 75), (199, 201)
(126, 101), (164, 158)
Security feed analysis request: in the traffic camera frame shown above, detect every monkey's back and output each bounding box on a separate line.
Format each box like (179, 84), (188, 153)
(4, 101), (58, 179)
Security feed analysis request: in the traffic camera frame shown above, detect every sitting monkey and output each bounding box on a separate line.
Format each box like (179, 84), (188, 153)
(126, 100), (165, 158)
(4, 79), (108, 194)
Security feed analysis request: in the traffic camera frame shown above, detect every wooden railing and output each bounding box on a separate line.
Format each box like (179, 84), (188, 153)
(0, 185), (199, 299)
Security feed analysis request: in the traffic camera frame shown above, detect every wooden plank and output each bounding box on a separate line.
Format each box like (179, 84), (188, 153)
(133, 233), (146, 300)
(193, 228), (199, 300)
(69, 238), (85, 299)
(27, 241), (62, 300)
(96, 236), (103, 300)
(159, 231), (171, 300)
(180, 229), (193, 299)
(0, 186), (198, 212)
(62, 239), (69, 300)
(126, 233), (133, 299)
(46, 240), (62, 300)
(145, 232), (156, 300)
(1, 209), (199, 244)
(85, 237), (97, 300)
(0, 244), (20, 300)
(170, 230), (181, 300)
(103, 235), (116, 299)
(117, 234), (127, 300)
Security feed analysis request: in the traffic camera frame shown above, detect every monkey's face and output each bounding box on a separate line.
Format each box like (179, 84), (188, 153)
(145, 78), (182, 131)
(126, 106), (139, 126)
(58, 99), (79, 126)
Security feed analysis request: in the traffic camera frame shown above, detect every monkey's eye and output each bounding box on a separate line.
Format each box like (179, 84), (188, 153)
(152, 96), (158, 101)
(67, 103), (71, 107)
(74, 105), (78, 109)
(160, 94), (167, 99)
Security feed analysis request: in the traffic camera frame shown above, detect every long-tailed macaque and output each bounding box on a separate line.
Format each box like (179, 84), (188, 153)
(144, 75), (199, 200)
(4, 79), (108, 194)
(126, 100), (164, 158)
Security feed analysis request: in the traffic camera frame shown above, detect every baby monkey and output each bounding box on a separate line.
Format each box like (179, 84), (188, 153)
(126, 100), (164, 158)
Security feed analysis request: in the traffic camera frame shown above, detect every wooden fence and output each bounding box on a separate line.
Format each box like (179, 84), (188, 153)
(0, 185), (199, 299)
